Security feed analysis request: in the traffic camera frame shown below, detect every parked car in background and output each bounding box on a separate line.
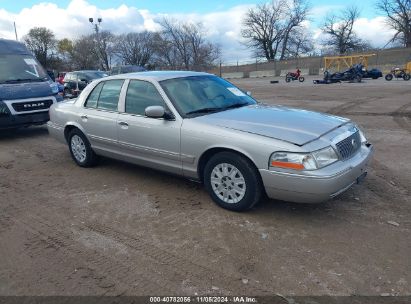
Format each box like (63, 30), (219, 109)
(48, 71), (373, 211)
(63, 70), (108, 97)
(110, 65), (146, 75)
(361, 68), (383, 79)
(0, 38), (62, 130)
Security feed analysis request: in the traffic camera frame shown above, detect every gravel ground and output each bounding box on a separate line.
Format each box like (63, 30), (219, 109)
(0, 76), (410, 296)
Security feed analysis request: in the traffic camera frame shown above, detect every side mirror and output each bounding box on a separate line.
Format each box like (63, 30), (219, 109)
(80, 79), (88, 83)
(145, 106), (165, 118)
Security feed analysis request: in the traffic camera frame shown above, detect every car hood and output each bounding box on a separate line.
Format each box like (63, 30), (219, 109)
(0, 81), (54, 100)
(192, 104), (349, 146)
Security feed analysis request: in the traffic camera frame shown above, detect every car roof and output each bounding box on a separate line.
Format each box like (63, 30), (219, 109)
(0, 39), (32, 55)
(107, 70), (213, 82)
(69, 70), (105, 74)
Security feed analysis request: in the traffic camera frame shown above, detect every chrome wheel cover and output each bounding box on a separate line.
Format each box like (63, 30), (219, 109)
(211, 163), (246, 204)
(71, 135), (87, 163)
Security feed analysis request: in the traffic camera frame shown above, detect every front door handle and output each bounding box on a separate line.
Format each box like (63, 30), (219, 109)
(118, 121), (129, 127)
(80, 114), (88, 120)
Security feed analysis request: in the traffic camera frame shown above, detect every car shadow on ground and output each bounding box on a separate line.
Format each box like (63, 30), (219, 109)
(0, 125), (48, 140)
(96, 155), (353, 221)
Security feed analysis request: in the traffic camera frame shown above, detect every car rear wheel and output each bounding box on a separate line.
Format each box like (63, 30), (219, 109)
(68, 129), (97, 167)
(204, 152), (263, 211)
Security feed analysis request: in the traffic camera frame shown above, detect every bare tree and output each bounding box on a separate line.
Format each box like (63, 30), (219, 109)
(57, 38), (74, 70)
(241, 2), (284, 60)
(241, 0), (310, 61)
(115, 31), (155, 66)
(322, 7), (368, 54)
(93, 30), (115, 71)
(285, 28), (314, 58)
(70, 36), (99, 70)
(377, 0), (411, 47)
(158, 18), (220, 70)
(23, 27), (57, 68)
(279, 0), (310, 59)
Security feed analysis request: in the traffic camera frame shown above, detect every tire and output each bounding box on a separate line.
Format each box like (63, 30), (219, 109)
(203, 152), (263, 211)
(385, 74), (393, 81)
(68, 129), (97, 167)
(298, 76), (305, 82)
(354, 75), (362, 83)
(285, 77), (291, 83)
(403, 74), (410, 81)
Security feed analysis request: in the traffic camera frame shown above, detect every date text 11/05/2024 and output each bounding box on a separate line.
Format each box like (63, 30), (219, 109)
(149, 296), (257, 303)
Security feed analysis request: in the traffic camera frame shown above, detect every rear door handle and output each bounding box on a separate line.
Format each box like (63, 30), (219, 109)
(118, 121), (129, 127)
(80, 115), (88, 119)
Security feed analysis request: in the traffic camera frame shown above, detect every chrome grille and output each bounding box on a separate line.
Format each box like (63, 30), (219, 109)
(335, 131), (361, 160)
(12, 99), (53, 112)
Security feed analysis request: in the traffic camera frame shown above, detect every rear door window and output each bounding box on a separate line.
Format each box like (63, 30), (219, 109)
(85, 82), (104, 108)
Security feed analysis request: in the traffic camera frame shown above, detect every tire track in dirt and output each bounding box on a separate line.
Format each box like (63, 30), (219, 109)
(6, 210), (274, 295)
(363, 160), (411, 217)
(326, 100), (361, 116)
(392, 101), (411, 133)
(9, 214), (176, 295)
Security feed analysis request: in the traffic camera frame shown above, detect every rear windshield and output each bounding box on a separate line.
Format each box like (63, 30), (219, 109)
(0, 54), (49, 83)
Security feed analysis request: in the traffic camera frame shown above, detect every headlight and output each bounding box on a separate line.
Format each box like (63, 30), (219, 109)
(359, 129), (367, 144)
(311, 146), (339, 168)
(50, 82), (59, 94)
(270, 146), (339, 171)
(0, 101), (11, 116)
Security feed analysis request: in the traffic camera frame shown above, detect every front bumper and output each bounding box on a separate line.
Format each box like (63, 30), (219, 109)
(0, 111), (50, 129)
(47, 121), (66, 144)
(259, 144), (374, 203)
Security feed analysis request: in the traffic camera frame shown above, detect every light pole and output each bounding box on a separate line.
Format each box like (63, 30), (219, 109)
(89, 17), (103, 69)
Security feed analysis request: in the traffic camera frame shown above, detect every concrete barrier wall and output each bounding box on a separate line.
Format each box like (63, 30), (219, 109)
(222, 72), (244, 79)
(249, 70), (275, 78)
(208, 47), (411, 77)
(280, 69), (310, 76)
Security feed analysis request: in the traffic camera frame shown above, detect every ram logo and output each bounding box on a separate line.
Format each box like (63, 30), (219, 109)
(24, 102), (45, 108)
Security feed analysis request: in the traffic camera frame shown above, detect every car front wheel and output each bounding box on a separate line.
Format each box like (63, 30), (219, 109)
(204, 152), (263, 211)
(68, 129), (97, 167)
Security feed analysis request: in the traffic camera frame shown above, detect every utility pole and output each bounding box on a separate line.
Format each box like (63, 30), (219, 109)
(89, 17), (103, 70)
(13, 21), (18, 40)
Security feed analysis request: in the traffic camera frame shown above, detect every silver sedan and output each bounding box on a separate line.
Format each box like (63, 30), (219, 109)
(47, 71), (373, 211)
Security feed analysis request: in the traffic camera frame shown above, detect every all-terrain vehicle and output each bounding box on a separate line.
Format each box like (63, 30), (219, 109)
(285, 69), (305, 82)
(385, 68), (410, 81)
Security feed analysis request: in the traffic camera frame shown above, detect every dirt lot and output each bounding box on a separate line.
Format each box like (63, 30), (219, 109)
(0, 76), (410, 297)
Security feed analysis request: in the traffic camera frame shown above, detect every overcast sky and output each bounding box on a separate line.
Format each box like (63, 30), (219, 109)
(0, 0), (395, 63)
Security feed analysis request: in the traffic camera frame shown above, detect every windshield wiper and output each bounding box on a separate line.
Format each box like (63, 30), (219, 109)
(185, 107), (221, 115)
(220, 102), (250, 110)
(2, 78), (44, 84)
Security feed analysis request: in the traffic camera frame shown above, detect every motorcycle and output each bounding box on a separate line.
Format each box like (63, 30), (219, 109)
(285, 69), (305, 82)
(385, 68), (410, 81)
(324, 64), (363, 83)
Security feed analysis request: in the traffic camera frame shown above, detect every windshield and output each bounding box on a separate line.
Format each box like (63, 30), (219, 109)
(160, 75), (256, 117)
(77, 71), (107, 81)
(0, 54), (49, 83)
